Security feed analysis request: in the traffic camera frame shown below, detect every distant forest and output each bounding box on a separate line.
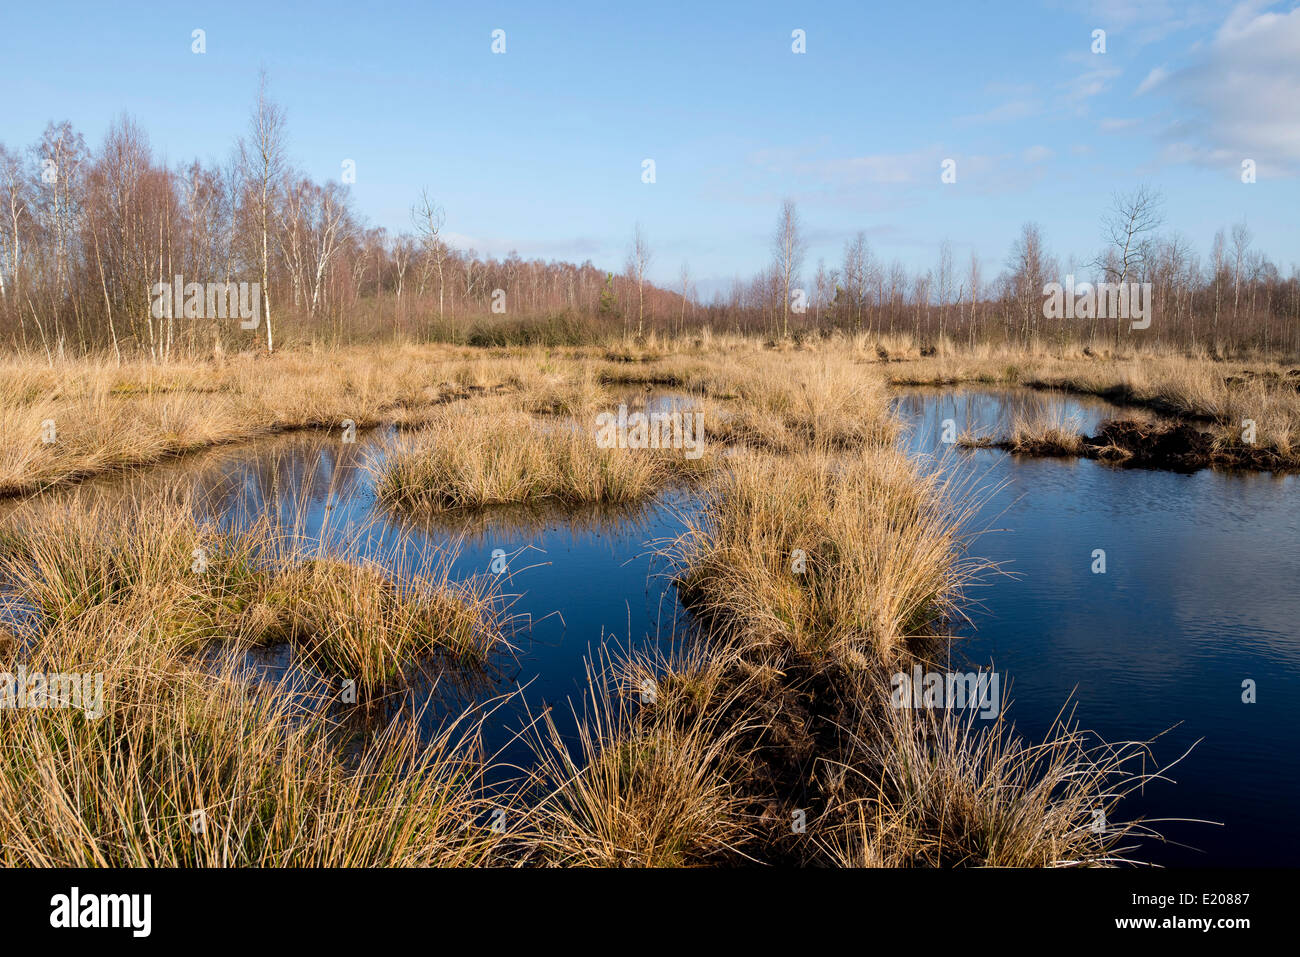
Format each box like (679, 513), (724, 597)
(3, 79), (1297, 358)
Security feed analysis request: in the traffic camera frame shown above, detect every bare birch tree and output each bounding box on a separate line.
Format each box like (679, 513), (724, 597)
(626, 223), (651, 338)
(1095, 185), (1162, 344)
(772, 198), (806, 337)
(412, 189), (447, 323)
(239, 71), (287, 353)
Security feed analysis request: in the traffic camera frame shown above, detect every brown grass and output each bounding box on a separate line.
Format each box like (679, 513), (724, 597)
(0, 651), (511, 866)
(513, 652), (759, 866)
(890, 345), (1300, 466)
(0, 492), (512, 694)
(0, 335), (1208, 867)
(374, 402), (712, 511)
(670, 444), (984, 664)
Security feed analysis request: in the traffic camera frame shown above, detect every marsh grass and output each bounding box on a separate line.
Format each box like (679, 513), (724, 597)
(895, 348), (1300, 467)
(0, 345), (560, 496)
(1006, 405), (1086, 455)
(395, 496), (662, 548)
(815, 688), (1178, 867)
(670, 444), (986, 665)
(374, 405), (712, 511)
(702, 357), (897, 453)
(0, 492), (513, 695)
(523, 366), (611, 417)
(0, 488), (521, 866)
(0, 336), (1203, 867)
(514, 650), (760, 866)
(957, 403), (1087, 456)
(4, 339), (1296, 500)
(0, 493), (265, 660)
(0, 651), (512, 866)
(957, 401), (1296, 471)
(259, 556), (510, 690)
(641, 429), (1173, 866)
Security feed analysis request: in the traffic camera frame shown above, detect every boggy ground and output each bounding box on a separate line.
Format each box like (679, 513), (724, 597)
(885, 337), (1300, 471)
(3, 333), (1294, 498)
(0, 334), (1239, 866)
(963, 416), (1293, 471)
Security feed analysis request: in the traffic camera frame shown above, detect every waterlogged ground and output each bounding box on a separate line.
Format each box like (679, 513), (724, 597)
(18, 423), (698, 774)
(10, 386), (1296, 865)
(894, 388), (1300, 866)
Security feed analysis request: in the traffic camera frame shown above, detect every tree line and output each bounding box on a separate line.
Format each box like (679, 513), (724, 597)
(723, 186), (1299, 354)
(1, 78), (1296, 358)
(0, 76), (689, 359)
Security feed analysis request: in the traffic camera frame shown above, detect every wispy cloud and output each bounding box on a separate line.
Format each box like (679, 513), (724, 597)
(1139, 0), (1300, 174)
(1134, 65), (1168, 95)
(1060, 67), (1122, 110)
(956, 99), (1041, 126)
(1061, 0), (1233, 45)
(1098, 117), (1142, 131)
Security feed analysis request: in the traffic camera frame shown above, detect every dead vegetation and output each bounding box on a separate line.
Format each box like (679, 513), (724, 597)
(0, 335), (1205, 867)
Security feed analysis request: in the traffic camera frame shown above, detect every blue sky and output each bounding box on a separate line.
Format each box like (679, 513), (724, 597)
(4, 0), (1298, 297)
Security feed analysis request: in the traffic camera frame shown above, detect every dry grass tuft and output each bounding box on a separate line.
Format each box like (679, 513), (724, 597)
(671, 444), (984, 664)
(0, 652), (511, 867)
(1, 492), (512, 694)
(375, 405), (712, 511)
(815, 689), (1176, 867)
(514, 652), (759, 866)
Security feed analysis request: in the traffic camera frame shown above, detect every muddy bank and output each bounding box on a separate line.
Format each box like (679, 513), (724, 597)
(965, 418), (1297, 472)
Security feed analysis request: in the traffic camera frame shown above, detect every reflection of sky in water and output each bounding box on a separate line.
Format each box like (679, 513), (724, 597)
(892, 385), (1126, 454)
(895, 388), (1300, 866)
(36, 420), (698, 775)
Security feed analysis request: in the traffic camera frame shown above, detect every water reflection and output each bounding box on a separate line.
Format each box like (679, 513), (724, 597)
(5, 423), (698, 773)
(9, 385), (1295, 863)
(894, 387), (1300, 866)
(892, 386), (1129, 455)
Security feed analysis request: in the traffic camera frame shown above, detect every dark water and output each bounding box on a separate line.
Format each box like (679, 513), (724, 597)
(893, 388), (1300, 867)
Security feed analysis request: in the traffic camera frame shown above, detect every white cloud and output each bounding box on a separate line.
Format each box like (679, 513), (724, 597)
(1134, 66), (1168, 95)
(1099, 117), (1142, 131)
(1061, 67), (1122, 111)
(1145, 0), (1300, 173)
(743, 145), (1040, 200)
(1063, 0), (1233, 45)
